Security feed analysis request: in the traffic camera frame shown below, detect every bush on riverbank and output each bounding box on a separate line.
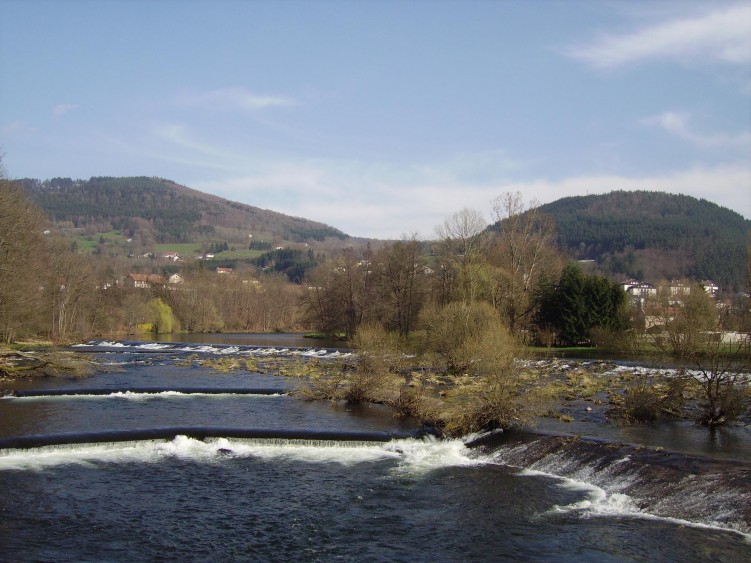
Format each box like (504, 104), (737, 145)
(296, 302), (557, 436)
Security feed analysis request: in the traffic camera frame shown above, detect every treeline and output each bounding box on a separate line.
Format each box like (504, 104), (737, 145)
(1, 180), (627, 347)
(1, 175), (305, 341)
(301, 194), (628, 346)
(5, 172), (747, 353)
(19, 177), (748, 291)
(539, 191), (750, 291)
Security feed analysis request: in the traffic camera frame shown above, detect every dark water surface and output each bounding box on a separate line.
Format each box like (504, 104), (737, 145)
(0, 338), (749, 561)
(130, 330), (344, 349)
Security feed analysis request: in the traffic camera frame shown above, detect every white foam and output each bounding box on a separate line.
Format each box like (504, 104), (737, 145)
(0, 440), (170, 470)
(518, 467), (643, 517)
(135, 343), (172, 350)
(5, 391), (285, 402)
(517, 466), (751, 539)
(386, 436), (486, 475)
(178, 345), (219, 353)
(0, 435), (485, 474)
(73, 340), (355, 360)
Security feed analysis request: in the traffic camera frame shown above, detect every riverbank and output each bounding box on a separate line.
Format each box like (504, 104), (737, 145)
(0, 347), (99, 381)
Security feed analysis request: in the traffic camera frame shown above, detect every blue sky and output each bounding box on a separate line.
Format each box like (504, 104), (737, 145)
(1, 0), (749, 238)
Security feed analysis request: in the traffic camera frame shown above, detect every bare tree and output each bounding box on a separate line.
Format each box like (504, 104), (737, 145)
(301, 250), (371, 338)
(434, 208), (491, 302)
(651, 288), (749, 426)
(490, 192), (559, 336)
(0, 173), (48, 342)
(373, 235), (425, 336)
(169, 268), (223, 332)
(47, 239), (95, 342)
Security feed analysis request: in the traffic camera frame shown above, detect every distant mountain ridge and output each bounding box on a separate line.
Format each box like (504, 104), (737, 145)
(538, 191), (750, 291)
(17, 176), (348, 245)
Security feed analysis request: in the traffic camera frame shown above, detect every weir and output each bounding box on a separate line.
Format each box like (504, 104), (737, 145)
(471, 429), (751, 535)
(11, 387), (287, 397)
(0, 427), (422, 450)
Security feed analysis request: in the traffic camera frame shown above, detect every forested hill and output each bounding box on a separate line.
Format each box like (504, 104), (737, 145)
(538, 191), (750, 291)
(17, 176), (348, 244)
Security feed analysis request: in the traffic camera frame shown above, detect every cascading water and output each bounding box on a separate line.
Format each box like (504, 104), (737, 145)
(475, 431), (751, 536)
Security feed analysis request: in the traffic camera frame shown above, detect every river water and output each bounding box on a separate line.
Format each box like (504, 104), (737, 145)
(0, 336), (749, 561)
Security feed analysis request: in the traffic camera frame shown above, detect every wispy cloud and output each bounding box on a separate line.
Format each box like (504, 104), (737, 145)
(180, 87), (297, 112)
(52, 103), (78, 116)
(498, 165), (751, 219)
(2, 120), (38, 135)
(197, 160), (751, 239)
(564, 4), (751, 68)
(131, 122), (750, 238)
(640, 111), (751, 149)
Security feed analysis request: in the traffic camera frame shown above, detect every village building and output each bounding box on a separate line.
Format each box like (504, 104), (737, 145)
(663, 281), (691, 297)
(126, 273), (166, 289)
(620, 280), (657, 298)
(160, 251), (180, 262)
(702, 280), (720, 296)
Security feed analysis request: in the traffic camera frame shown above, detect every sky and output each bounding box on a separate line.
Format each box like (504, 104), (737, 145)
(1, 0), (749, 239)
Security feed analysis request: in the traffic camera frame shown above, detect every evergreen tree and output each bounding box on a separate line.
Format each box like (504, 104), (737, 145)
(533, 264), (628, 346)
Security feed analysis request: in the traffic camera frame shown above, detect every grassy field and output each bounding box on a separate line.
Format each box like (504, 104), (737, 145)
(76, 231), (128, 252)
(154, 243), (203, 256)
(208, 249), (265, 259)
(71, 235), (265, 261)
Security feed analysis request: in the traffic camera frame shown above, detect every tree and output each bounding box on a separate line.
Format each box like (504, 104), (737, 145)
(553, 264), (589, 345)
(372, 236), (425, 336)
(434, 208), (491, 303)
(0, 170), (48, 342)
(533, 264), (628, 346)
(47, 239), (95, 342)
(417, 300), (512, 375)
(490, 192), (559, 337)
(168, 268), (223, 333)
(651, 288), (749, 426)
(301, 250), (371, 338)
(146, 298), (178, 334)
(417, 300), (549, 434)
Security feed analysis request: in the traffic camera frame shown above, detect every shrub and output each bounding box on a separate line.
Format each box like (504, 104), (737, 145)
(617, 376), (686, 423)
(294, 323), (407, 405)
(416, 301), (515, 376)
(417, 300), (552, 436)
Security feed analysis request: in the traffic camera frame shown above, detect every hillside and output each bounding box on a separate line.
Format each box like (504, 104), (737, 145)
(17, 176), (349, 246)
(15, 178), (749, 291)
(538, 191), (750, 291)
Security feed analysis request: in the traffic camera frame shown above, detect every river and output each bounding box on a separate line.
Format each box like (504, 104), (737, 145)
(0, 335), (749, 561)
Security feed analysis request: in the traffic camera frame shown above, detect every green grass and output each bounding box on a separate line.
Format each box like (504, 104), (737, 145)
(75, 231), (129, 253)
(152, 245), (264, 260)
(76, 238), (97, 251)
(212, 249), (265, 259)
(154, 243), (203, 255)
